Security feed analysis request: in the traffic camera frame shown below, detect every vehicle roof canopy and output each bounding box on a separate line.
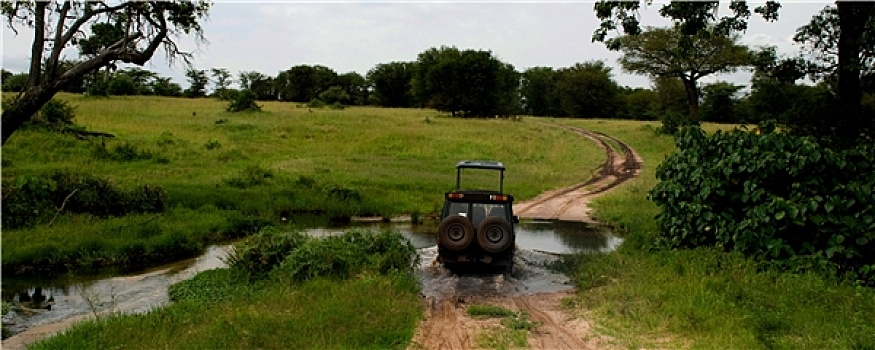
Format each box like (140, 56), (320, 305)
(456, 160), (505, 171)
(455, 160), (506, 193)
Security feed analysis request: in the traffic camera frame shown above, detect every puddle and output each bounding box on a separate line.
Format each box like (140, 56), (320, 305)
(2, 220), (620, 338)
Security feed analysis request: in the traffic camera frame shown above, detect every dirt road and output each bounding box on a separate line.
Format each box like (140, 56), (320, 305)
(514, 125), (643, 222)
(410, 125), (641, 349)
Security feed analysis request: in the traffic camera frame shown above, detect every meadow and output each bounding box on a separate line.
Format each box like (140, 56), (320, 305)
(3, 94), (873, 349)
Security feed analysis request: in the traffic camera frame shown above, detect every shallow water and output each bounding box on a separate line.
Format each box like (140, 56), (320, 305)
(2, 220), (620, 338)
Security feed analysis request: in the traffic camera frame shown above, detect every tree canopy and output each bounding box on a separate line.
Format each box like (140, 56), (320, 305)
(1, 0), (210, 144)
(615, 26), (751, 122)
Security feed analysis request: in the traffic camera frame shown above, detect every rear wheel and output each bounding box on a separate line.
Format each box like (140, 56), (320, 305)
(438, 216), (475, 251)
(477, 217), (513, 253)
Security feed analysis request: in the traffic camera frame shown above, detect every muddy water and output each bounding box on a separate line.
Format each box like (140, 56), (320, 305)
(2, 220), (619, 339)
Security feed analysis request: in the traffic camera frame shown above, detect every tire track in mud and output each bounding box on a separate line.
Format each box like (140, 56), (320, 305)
(514, 124), (643, 222)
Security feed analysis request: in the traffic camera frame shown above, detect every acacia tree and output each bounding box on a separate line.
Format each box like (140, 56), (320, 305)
(615, 26), (751, 122)
(210, 67), (232, 99)
(1, 1), (209, 145)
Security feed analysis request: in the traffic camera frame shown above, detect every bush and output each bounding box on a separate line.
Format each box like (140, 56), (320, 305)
(223, 227), (309, 278)
(650, 125), (875, 284)
(273, 230), (417, 282)
(226, 89), (261, 112)
(0, 171), (167, 229)
(27, 99), (76, 131)
(319, 86), (350, 105)
(92, 142), (153, 161)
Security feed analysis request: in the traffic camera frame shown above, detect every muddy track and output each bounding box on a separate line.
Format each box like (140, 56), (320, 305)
(514, 124), (643, 222)
(410, 292), (600, 350)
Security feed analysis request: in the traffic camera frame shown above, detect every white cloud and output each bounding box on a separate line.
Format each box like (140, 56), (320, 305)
(2, 2), (829, 90)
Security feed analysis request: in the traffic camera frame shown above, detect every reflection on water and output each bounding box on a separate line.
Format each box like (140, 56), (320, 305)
(2, 219), (620, 339)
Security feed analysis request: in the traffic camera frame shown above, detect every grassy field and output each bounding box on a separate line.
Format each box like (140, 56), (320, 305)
(3, 95), (873, 349)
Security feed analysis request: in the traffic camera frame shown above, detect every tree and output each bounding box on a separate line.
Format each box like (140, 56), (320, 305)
(1, 1), (209, 145)
(521, 67), (561, 116)
(593, 1), (780, 44)
(150, 77), (182, 97)
(211, 67), (233, 99)
(275, 65), (338, 102)
(793, 3), (875, 137)
(335, 72), (367, 106)
(412, 46), (518, 117)
(555, 61), (621, 119)
(368, 62), (415, 108)
(184, 69), (208, 98)
(700, 81), (744, 123)
(238, 70), (274, 100)
(614, 26), (751, 123)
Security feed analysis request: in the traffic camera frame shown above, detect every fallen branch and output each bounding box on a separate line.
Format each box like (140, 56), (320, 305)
(49, 189), (78, 227)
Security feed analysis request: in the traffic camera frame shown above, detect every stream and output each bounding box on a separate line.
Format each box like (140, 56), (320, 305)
(1, 219), (621, 339)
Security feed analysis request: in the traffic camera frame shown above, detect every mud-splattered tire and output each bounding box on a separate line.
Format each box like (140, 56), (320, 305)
(438, 216), (475, 251)
(477, 217), (513, 253)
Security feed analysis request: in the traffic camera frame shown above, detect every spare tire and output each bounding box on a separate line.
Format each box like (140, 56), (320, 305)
(438, 215), (475, 251)
(477, 217), (513, 253)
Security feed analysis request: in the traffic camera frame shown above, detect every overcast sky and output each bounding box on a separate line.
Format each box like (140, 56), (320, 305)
(2, 1), (831, 90)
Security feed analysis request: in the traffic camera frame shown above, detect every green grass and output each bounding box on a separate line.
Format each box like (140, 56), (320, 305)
(29, 272), (422, 350)
(557, 119), (875, 349)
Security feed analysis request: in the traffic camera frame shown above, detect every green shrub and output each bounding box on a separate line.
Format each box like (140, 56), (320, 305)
(224, 227), (309, 278)
(650, 125), (875, 284)
(92, 142), (154, 161)
(226, 89), (262, 112)
(28, 99), (76, 130)
(1, 175), (57, 228)
(1, 171), (167, 229)
(272, 230), (417, 282)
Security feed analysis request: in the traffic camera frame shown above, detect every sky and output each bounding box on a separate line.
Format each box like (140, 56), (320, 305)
(1, 1), (832, 90)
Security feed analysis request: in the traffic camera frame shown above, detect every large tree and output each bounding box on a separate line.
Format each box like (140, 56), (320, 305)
(412, 46), (518, 117)
(556, 61), (621, 119)
(794, 4), (875, 104)
(1, 1), (209, 145)
(614, 26), (751, 122)
(368, 62), (415, 108)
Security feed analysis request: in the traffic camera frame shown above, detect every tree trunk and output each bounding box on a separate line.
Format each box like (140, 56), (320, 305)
(837, 2), (864, 110)
(1, 87), (57, 145)
(681, 76), (700, 123)
(836, 2), (875, 137)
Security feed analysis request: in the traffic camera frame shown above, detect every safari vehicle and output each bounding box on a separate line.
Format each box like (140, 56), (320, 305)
(437, 160), (517, 272)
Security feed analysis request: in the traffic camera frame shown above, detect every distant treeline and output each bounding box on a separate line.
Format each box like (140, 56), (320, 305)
(3, 45), (872, 125)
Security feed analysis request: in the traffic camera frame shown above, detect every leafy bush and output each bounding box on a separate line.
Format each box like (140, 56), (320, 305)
(650, 126), (875, 284)
(225, 228), (417, 282)
(319, 86), (350, 105)
(27, 99), (76, 131)
(273, 229), (417, 281)
(1, 171), (167, 229)
(1, 176), (57, 228)
(223, 227), (309, 278)
(225, 89), (262, 112)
